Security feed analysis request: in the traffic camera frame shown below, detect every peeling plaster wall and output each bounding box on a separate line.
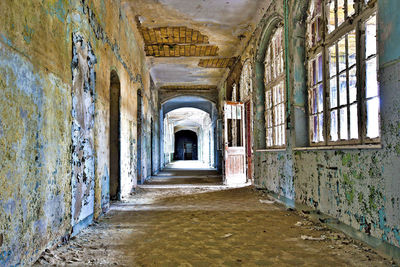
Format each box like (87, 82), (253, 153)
(0, 0), (159, 265)
(139, 78), (160, 182)
(222, 0), (400, 250)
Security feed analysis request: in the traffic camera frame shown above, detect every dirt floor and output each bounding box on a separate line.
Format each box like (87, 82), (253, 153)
(35, 163), (398, 266)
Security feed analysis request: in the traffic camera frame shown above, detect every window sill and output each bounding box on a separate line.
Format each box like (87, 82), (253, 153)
(293, 144), (382, 151)
(256, 148), (287, 152)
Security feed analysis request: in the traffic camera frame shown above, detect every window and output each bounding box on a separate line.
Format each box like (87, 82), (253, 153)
(307, 0), (379, 146)
(264, 26), (285, 148)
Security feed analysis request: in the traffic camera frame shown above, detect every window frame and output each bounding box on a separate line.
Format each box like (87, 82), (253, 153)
(306, 0), (379, 147)
(264, 26), (286, 149)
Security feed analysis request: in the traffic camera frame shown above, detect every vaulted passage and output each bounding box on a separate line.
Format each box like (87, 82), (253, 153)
(1, 0), (400, 266)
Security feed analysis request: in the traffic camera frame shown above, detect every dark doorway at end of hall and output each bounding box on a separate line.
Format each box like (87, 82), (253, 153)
(174, 130), (198, 160)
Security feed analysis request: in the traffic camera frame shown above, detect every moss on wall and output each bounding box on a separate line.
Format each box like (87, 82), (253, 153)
(223, 0), (400, 250)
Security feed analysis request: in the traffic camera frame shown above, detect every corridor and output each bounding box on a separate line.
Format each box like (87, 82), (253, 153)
(1, 0), (400, 265)
(35, 167), (392, 266)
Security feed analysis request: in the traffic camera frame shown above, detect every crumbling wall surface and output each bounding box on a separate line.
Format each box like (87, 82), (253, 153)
(292, 0), (400, 248)
(70, 33), (97, 233)
(0, 0), (157, 265)
(0, 1), (72, 266)
(226, 0), (400, 249)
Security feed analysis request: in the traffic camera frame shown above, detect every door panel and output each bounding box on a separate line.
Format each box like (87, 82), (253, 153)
(224, 101), (246, 185)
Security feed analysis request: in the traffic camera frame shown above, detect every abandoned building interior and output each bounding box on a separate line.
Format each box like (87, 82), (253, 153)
(0, 0), (400, 265)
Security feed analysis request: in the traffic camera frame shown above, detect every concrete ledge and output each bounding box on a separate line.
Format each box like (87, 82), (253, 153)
(138, 183), (251, 189)
(293, 144), (382, 151)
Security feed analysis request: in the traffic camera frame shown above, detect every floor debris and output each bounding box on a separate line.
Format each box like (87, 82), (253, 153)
(34, 182), (396, 266)
(301, 235), (327, 241)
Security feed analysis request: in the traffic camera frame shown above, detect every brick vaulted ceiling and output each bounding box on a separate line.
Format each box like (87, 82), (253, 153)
(122, 0), (271, 89)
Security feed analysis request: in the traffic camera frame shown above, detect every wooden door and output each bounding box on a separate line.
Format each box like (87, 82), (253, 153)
(224, 101), (246, 185)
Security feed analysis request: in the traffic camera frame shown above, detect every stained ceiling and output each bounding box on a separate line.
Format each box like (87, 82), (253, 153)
(122, 0), (271, 89)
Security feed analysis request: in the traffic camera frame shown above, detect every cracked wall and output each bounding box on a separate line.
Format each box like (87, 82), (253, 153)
(0, 0), (159, 265)
(222, 0), (400, 250)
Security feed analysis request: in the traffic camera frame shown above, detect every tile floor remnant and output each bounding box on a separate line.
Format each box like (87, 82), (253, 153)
(35, 186), (396, 266)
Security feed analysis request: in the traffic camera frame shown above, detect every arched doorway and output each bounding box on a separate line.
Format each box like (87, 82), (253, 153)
(109, 70), (121, 200)
(174, 130), (198, 160)
(160, 96), (219, 169)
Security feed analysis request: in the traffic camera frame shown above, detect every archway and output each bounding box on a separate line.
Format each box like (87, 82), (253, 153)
(160, 96), (220, 170)
(109, 70), (121, 200)
(174, 130), (198, 160)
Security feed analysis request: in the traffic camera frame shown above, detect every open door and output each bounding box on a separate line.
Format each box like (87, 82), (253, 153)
(224, 101), (246, 185)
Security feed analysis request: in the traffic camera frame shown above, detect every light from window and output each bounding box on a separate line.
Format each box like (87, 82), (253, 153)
(264, 27), (285, 148)
(365, 15), (379, 139)
(307, 0), (379, 145)
(309, 54), (324, 143)
(327, 0), (356, 33)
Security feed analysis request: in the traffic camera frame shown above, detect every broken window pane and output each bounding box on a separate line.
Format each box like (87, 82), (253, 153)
(348, 31), (356, 67)
(308, 0), (379, 145)
(330, 110), (339, 141)
(366, 57), (378, 98)
(266, 110), (272, 128)
(274, 126), (279, 146)
(348, 0), (355, 17)
(309, 89), (314, 114)
(318, 113), (324, 142)
(264, 26), (285, 147)
(318, 84), (324, 113)
(328, 0), (336, 33)
(318, 54), (323, 82)
(312, 115), (318, 142)
(329, 45), (337, 77)
(339, 73), (347, 106)
(313, 87), (318, 113)
(267, 129), (273, 147)
(365, 15), (377, 59)
(266, 90), (272, 108)
(338, 0), (345, 26)
(366, 97), (380, 138)
(350, 103), (358, 139)
(310, 116), (315, 142)
(349, 67), (357, 103)
(338, 37), (346, 72)
(330, 77), (337, 108)
(340, 107), (348, 140)
(312, 59), (317, 85)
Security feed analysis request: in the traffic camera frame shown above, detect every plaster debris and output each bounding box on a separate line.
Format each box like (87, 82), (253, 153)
(259, 199), (275, 204)
(301, 235), (327, 241)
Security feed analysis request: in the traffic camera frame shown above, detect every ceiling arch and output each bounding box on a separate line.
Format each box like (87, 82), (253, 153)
(162, 95), (214, 116)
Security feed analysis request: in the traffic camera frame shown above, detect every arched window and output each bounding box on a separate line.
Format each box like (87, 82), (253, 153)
(307, 0), (379, 146)
(240, 60), (253, 101)
(264, 26), (285, 148)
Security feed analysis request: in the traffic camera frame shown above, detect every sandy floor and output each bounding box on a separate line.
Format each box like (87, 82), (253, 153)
(35, 163), (397, 266)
